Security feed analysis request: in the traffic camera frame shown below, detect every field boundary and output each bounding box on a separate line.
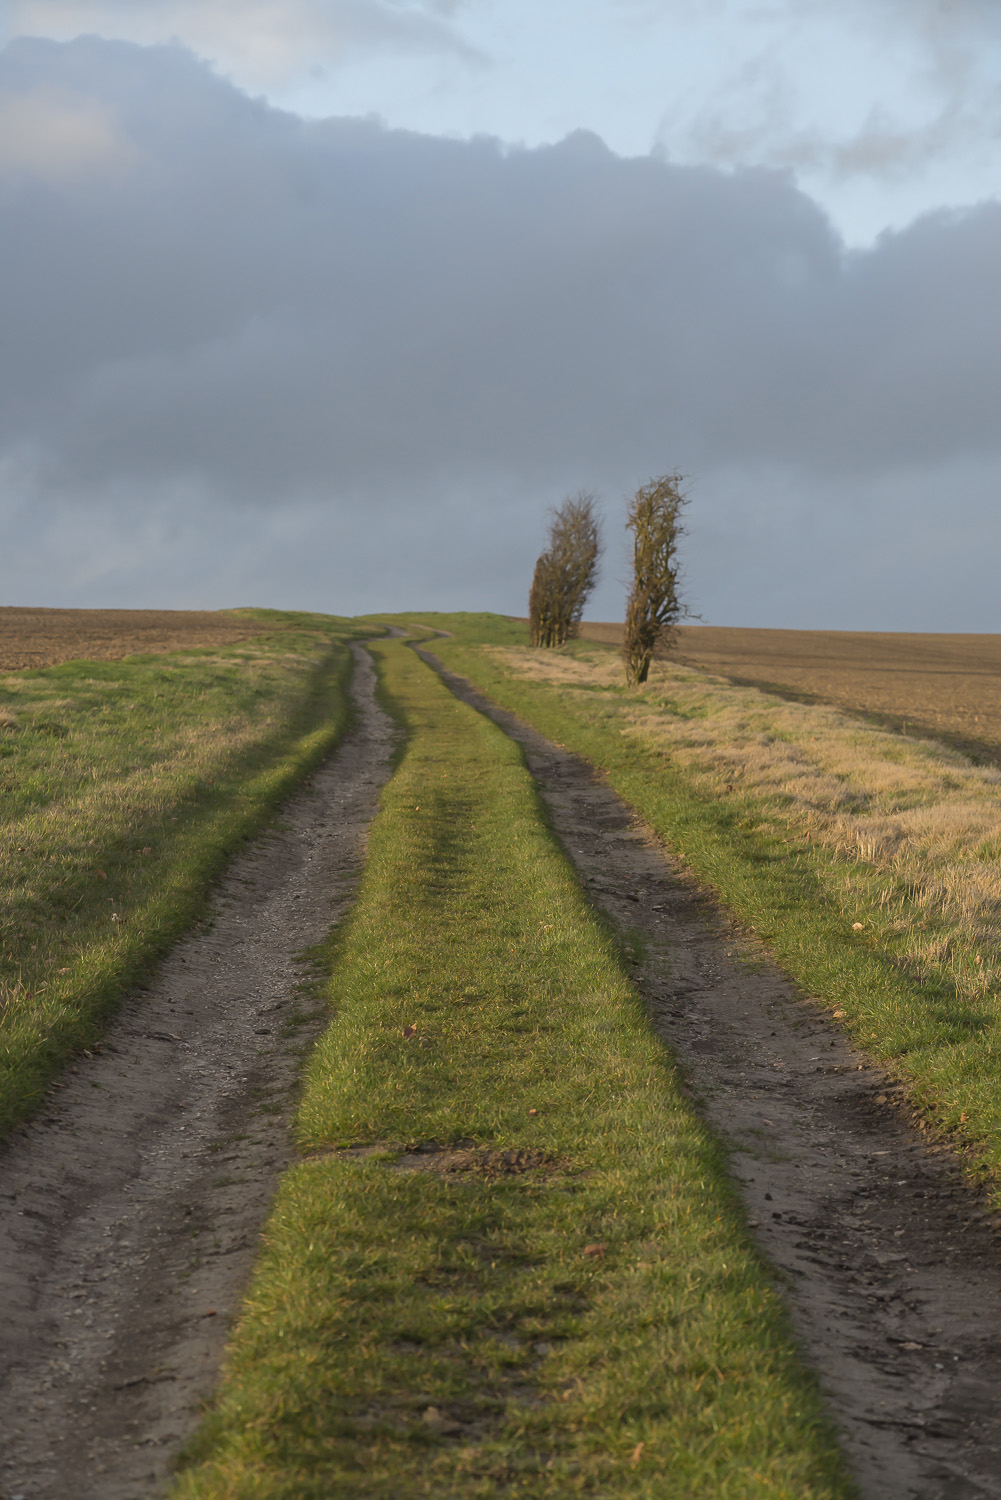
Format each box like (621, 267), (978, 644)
(578, 621), (1001, 767)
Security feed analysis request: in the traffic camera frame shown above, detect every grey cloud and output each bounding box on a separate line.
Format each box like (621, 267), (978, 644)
(682, 81), (1001, 187)
(671, 94), (999, 184)
(1, 35), (999, 625)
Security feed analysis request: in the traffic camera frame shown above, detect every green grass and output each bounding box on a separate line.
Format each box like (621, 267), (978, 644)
(393, 613), (1001, 1193)
(172, 637), (851, 1500)
(0, 609), (371, 1138)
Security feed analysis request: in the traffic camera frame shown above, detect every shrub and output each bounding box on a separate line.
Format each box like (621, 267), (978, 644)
(528, 492), (601, 648)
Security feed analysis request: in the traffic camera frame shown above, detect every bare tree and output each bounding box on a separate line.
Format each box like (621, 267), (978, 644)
(528, 492), (602, 647)
(623, 473), (688, 686)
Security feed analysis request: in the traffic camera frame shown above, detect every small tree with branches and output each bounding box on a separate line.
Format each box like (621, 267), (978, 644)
(528, 492), (602, 647)
(528, 551), (558, 647)
(623, 473), (688, 686)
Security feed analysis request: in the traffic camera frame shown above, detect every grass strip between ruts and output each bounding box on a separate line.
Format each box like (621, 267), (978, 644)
(398, 613), (1001, 1191)
(172, 637), (852, 1500)
(0, 609), (366, 1139)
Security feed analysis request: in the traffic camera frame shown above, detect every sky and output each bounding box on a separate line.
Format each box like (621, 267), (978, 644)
(0, 1), (999, 626)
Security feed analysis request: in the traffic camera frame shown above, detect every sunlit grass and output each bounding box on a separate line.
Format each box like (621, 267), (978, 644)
(173, 637), (851, 1500)
(412, 614), (1001, 1189)
(0, 610), (365, 1137)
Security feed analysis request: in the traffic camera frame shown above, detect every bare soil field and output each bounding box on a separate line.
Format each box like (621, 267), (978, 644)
(579, 623), (1001, 760)
(0, 607), (267, 671)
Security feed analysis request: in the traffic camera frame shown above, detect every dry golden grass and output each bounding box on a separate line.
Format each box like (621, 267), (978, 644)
(0, 606), (267, 671)
(579, 623), (1001, 760)
(490, 642), (1001, 1011)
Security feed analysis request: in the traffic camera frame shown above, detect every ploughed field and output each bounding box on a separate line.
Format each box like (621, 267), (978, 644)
(0, 605), (267, 670)
(580, 622), (1001, 759)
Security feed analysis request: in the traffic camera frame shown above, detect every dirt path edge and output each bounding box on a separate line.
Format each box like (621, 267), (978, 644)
(0, 643), (396, 1500)
(419, 645), (1001, 1500)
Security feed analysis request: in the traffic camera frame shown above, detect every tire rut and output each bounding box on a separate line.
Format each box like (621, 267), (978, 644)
(420, 646), (1001, 1500)
(0, 643), (395, 1500)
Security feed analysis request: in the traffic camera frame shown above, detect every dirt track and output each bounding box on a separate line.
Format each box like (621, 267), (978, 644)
(0, 607), (266, 671)
(5, 635), (1001, 1498)
(423, 646), (1001, 1500)
(0, 645), (395, 1499)
(580, 623), (1001, 762)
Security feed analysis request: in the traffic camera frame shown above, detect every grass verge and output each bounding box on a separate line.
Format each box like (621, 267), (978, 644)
(0, 609), (369, 1138)
(394, 613), (1001, 1193)
(172, 637), (851, 1500)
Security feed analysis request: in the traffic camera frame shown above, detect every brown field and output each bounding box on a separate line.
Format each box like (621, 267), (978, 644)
(0, 607), (268, 671)
(579, 623), (1001, 760)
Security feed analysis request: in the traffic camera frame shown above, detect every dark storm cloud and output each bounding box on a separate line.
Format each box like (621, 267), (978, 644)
(1, 35), (999, 622)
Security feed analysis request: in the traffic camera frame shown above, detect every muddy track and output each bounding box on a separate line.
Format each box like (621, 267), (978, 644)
(419, 647), (1001, 1500)
(0, 644), (395, 1500)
